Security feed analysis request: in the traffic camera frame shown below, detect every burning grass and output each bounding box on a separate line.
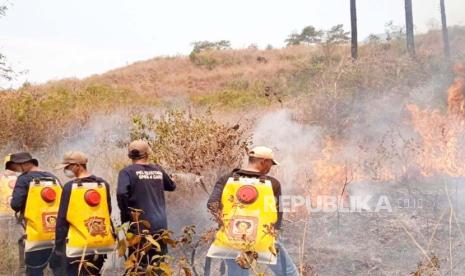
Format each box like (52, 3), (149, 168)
(407, 104), (465, 177)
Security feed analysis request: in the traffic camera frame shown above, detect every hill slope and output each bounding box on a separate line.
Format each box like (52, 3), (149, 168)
(1, 27), (465, 150)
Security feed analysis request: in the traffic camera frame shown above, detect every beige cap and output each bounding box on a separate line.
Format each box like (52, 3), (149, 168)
(128, 140), (153, 159)
(248, 146), (279, 165)
(55, 151), (88, 169)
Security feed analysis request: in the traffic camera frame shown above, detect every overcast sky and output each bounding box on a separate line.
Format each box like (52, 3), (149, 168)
(0, 0), (464, 88)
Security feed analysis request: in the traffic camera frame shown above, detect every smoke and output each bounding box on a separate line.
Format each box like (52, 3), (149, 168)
(252, 109), (322, 193)
(246, 73), (465, 274)
(35, 112), (130, 182)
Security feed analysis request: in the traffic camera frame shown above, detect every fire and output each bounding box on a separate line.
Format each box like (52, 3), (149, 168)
(407, 105), (465, 177)
(310, 135), (399, 201)
(310, 137), (354, 205)
(302, 63), (465, 210)
(406, 62), (465, 177)
(447, 63), (465, 117)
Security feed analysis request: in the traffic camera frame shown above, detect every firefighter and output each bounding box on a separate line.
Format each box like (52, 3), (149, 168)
(7, 152), (63, 276)
(117, 140), (176, 266)
(206, 146), (298, 276)
(55, 151), (115, 276)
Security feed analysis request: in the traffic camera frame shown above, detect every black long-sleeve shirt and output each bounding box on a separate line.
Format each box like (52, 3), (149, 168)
(10, 171), (59, 213)
(55, 175), (112, 250)
(117, 164), (176, 233)
(207, 169), (283, 230)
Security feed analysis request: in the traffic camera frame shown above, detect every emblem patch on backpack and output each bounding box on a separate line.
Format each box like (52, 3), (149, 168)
(84, 216), (108, 237)
(42, 212), (58, 232)
(228, 216), (258, 241)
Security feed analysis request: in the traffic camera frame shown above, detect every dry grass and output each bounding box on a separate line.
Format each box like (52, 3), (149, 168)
(0, 82), (158, 150)
(0, 239), (18, 274)
(1, 27), (464, 151)
(89, 46), (312, 99)
(90, 26), (465, 102)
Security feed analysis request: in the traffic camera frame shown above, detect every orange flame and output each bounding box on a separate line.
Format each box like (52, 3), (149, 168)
(304, 62), (465, 210)
(310, 137), (354, 206)
(447, 62), (465, 117)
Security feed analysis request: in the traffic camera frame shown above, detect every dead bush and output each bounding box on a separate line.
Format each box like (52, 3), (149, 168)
(130, 110), (251, 176)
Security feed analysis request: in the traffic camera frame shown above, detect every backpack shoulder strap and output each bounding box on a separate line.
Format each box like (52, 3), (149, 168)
(31, 177), (59, 185)
(229, 173), (267, 184)
(231, 172), (240, 181)
(74, 178), (103, 188)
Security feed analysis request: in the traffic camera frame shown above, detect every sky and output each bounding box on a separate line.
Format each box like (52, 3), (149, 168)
(0, 0), (464, 88)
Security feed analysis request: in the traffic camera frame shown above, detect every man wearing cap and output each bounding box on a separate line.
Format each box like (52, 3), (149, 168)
(117, 140), (176, 262)
(207, 146), (298, 276)
(55, 151), (113, 275)
(6, 152), (63, 276)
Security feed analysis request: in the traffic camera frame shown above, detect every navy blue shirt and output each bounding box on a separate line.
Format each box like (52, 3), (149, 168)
(10, 171), (60, 213)
(55, 175), (112, 250)
(117, 164), (176, 232)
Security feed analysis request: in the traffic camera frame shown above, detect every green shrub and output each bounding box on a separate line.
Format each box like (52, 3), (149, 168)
(191, 79), (276, 109)
(189, 40), (233, 69)
(192, 88), (269, 109)
(189, 50), (242, 70)
(189, 51), (219, 69)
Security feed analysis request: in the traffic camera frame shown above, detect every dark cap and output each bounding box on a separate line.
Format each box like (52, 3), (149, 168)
(4, 152), (39, 170)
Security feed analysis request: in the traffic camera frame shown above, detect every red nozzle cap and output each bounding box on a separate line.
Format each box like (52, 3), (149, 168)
(236, 185), (258, 204)
(84, 189), (101, 206)
(41, 187), (56, 203)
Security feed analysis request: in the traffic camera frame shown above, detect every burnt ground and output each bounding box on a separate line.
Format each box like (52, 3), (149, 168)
(279, 175), (465, 276)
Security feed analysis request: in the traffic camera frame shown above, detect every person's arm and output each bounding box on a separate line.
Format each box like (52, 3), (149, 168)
(10, 175), (28, 213)
(100, 178), (117, 237)
(117, 170), (131, 224)
(271, 178), (283, 230)
(160, 167), (176, 192)
(207, 175), (228, 218)
(55, 182), (72, 254)
(103, 180), (112, 214)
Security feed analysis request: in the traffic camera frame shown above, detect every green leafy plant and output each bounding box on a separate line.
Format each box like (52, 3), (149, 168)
(321, 24), (350, 60)
(285, 25), (324, 46)
(189, 40), (232, 69)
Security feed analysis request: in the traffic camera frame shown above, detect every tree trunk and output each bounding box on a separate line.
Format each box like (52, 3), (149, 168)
(350, 0), (358, 59)
(404, 0), (415, 56)
(440, 0), (451, 59)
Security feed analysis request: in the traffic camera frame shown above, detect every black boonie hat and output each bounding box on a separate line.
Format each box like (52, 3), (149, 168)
(5, 152), (39, 170)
